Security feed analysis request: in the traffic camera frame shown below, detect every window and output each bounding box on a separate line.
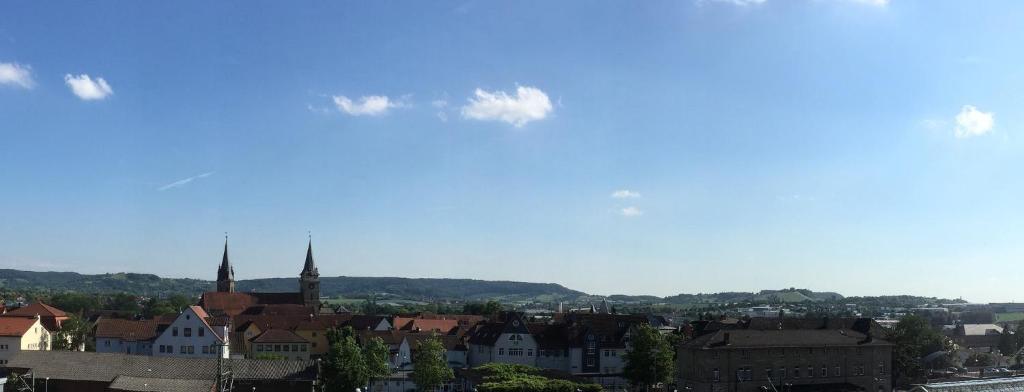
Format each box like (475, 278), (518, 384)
(168, 346), (173, 354)
(794, 368), (800, 378)
(499, 348), (505, 356)
(184, 328), (192, 337)
(586, 358), (595, 367)
(765, 368), (773, 380)
(611, 350), (617, 357)
(203, 346), (209, 354)
(187, 346), (195, 354)
(834, 366), (841, 377)
(256, 344), (263, 352)
(741, 350), (750, 359)
(159, 345), (165, 353)
(779, 367), (786, 379)
(180, 345), (186, 353)
(312, 342), (317, 348)
(712, 368), (720, 382)
(527, 349), (533, 356)
(199, 328), (204, 337)
(821, 366), (827, 377)
(292, 344), (299, 352)
(103, 341), (109, 347)
(172, 327), (178, 337)
(604, 350), (610, 357)
(275, 344), (282, 352)
(878, 362), (886, 375)
(301, 344), (307, 352)
(807, 366), (814, 378)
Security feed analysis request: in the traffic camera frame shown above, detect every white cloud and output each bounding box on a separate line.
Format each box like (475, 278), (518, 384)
(158, 172), (214, 191)
(432, 99), (448, 108)
(332, 95), (400, 116)
(0, 62), (34, 89)
(461, 85), (553, 127)
(954, 105), (994, 138)
(620, 206), (644, 217)
(611, 190), (642, 199)
(64, 74), (113, 100)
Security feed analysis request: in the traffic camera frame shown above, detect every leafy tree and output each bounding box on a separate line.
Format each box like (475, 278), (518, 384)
(253, 352), (287, 360)
(107, 293), (141, 313)
(623, 324), (674, 390)
(363, 336), (393, 388)
(323, 328), (369, 392)
(473, 363), (602, 392)
(142, 294), (193, 318)
(52, 314), (91, 351)
(999, 324), (1016, 355)
(48, 293), (102, 315)
(412, 334), (454, 392)
(887, 315), (952, 387)
(463, 300), (503, 316)
(965, 352), (994, 367)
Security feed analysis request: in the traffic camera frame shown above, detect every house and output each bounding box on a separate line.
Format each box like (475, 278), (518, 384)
(949, 323), (1003, 349)
(0, 316), (51, 366)
(5, 350), (318, 392)
(152, 305), (230, 358)
(232, 313), (391, 359)
(94, 318), (163, 355)
(677, 318), (893, 392)
(0, 302), (69, 332)
(250, 329), (312, 361)
(467, 312), (539, 367)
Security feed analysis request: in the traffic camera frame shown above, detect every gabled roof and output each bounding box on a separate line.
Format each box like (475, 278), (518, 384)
(4, 302), (68, 318)
(251, 329), (308, 344)
(393, 317), (460, 334)
(95, 319), (161, 341)
(199, 291), (307, 317)
(405, 332), (466, 352)
(0, 316), (39, 337)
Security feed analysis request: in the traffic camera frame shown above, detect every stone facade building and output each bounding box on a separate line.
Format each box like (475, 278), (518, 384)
(677, 318), (893, 392)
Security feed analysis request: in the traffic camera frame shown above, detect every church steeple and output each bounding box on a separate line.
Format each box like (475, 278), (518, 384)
(217, 235), (235, 292)
(299, 236), (320, 308)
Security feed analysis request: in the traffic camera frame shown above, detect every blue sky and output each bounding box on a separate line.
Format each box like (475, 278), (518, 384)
(2, 1), (1023, 302)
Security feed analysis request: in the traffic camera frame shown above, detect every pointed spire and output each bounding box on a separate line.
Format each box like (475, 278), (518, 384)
(302, 236), (318, 276)
(217, 233), (235, 292)
(220, 234), (231, 276)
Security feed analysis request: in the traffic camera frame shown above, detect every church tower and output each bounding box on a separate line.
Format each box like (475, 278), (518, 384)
(216, 237), (235, 292)
(299, 239), (321, 307)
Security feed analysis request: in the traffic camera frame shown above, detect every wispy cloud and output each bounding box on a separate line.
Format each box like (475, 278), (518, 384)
(332, 95), (404, 116)
(611, 190), (642, 199)
(620, 206), (644, 217)
(433, 98), (449, 122)
(0, 62), (34, 89)
(64, 74), (114, 100)
(461, 85), (553, 127)
(158, 172), (215, 191)
(955, 105), (994, 138)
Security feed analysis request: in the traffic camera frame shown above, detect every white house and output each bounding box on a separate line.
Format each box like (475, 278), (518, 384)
(0, 316), (51, 365)
(152, 306), (229, 358)
(467, 313), (539, 367)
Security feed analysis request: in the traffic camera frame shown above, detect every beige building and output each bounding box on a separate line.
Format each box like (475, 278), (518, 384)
(0, 316), (52, 365)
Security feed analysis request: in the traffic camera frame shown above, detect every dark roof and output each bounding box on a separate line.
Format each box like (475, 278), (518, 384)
(528, 323), (570, 349)
(218, 238), (233, 282)
(95, 319), (161, 341)
(109, 375), (216, 392)
(251, 329), (309, 344)
(301, 240), (318, 276)
(6, 351), (318, 382)
(404, 332), (467, 352)
(683, 328), (892, 349)
(199, 291), (307, 317)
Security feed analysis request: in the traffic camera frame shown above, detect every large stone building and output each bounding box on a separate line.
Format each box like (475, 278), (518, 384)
(677, 318), (893, 392)
(200, 238), (322, 317)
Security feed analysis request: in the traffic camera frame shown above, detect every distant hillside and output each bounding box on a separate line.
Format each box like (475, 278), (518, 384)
(653, 288), (844, 305)
(0, 269), (584, 301)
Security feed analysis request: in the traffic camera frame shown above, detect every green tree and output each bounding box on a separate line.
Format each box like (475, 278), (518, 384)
(623, 324), (675, 390)
(323, 328), (369, 392)
(363, 336), (393, 389)
(999, 324), (1016, 355)
(48, 293), (102, 315)
(887, 315), (951, 387)
(107, 293), (141, 313)
(965, 352), (994, 367)
(411, 335), (454, 392)
(52, 314), (91, 351)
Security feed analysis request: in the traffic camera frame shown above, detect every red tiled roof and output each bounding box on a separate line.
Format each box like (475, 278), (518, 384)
(251, 329), (308, 344)
(0, 317), (39, 337)
(95, 319), (160, 341)
(199, 292), (258, 317)
(4, 302), (68, 318)
(393, 317), (459, 334)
